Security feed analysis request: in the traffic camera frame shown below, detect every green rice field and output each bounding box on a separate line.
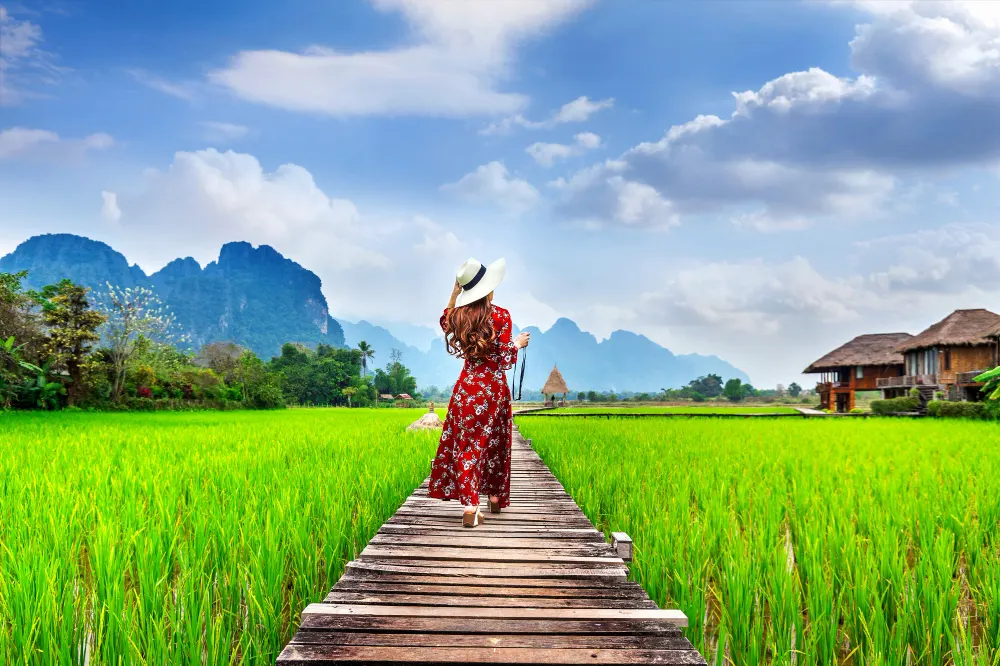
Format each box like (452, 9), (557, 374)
(0, 409), (440, 665)
(518, 416), (1000, 666)
(545, 405), (801, 415)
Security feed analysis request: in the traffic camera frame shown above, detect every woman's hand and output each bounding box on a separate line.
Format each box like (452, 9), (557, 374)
(513, 331), (530, 349)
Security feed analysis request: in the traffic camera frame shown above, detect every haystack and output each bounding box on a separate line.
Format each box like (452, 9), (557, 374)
(407, 403), (443, 431)
(542, 365), (569, 398)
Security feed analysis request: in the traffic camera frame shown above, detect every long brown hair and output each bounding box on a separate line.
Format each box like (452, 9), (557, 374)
(444, 297), (495, 363)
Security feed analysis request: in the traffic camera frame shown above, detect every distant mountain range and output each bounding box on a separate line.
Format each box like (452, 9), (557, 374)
(1, 234), (750, 391)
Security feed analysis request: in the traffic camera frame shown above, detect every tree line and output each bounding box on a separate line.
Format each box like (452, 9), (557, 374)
(0, 271), (417, 411)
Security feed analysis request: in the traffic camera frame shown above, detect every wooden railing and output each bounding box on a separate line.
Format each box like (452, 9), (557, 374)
(876, 374), (938, 389)
(957, 370), (988, 385)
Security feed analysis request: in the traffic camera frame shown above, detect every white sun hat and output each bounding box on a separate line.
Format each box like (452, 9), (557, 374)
(454, 257), (506, 308)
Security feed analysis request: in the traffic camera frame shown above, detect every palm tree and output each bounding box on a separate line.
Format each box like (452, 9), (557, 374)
(342, 386), (357, 408)
(357, 341), (375, 377)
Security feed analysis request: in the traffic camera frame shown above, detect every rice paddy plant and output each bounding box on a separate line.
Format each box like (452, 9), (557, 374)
(0, 409), (439, 665)
(546, 406), (801, 415)
(518, 416), (1000, 665)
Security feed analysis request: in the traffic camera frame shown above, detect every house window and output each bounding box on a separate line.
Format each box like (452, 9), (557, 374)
(944, 349), (951, 371)
(855, 366), (863, 379)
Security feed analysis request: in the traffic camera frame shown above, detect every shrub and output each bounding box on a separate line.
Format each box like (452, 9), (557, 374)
(871, 396), (920, 415)
(690, 391), (706, 403)
(926, 400), (988, 419)
(850, 408), (865, 414)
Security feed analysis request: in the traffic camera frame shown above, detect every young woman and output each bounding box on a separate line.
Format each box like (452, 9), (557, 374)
(427, 258), (530, 528)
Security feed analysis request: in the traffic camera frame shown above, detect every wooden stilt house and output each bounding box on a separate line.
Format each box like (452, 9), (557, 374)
(804, 333), (912, 412)
(542, 364), (569, 407)
(883, 309), (1000, 402)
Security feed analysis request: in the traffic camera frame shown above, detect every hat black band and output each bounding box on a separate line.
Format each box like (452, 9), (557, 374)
(462, 264), (487, 291)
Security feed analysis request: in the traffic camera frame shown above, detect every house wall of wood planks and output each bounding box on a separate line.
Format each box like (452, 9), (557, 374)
(277, 425), (706, 665)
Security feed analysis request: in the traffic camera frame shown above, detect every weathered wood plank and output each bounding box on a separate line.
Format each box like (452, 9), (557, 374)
(301, 604), (688, 626)
(277, 645), (706, 664)
(289, 633), (692, 649)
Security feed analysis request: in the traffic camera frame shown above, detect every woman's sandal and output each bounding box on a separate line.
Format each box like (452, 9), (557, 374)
(489, 497), (501, 514)
(462, 507), (485, 528)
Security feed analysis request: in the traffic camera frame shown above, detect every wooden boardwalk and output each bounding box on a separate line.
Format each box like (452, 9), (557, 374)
(277, 425), (705, 665)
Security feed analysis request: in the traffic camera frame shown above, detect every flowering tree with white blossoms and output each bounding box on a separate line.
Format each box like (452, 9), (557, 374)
(97, 283), (186, 401)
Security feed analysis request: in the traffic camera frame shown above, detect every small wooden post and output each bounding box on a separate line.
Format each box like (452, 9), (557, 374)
(612, 532), (633, 563)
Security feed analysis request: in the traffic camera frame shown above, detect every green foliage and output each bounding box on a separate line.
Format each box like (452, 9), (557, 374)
(0, 409), (439, 664)
(788, 382), (802, 397)
(723, 378), (745, 402)
(871, 396), (920, 414)
(688, 374), (724, 398)
(372, 350), (417, 398)
(520, 416), (1000, 664)
(691, 391), (706, 402)
(926, 400), (989, 420)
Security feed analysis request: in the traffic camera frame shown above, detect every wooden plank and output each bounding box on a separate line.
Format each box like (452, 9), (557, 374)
(329, 582), (651, 598)
(296, 616), (684, 635)
(277, 645), (706, 664)
(301, 604), (688, 626)
(322, 592), (659, 609)
(290, 633), (693, 649)
(360, 545), (623, 564)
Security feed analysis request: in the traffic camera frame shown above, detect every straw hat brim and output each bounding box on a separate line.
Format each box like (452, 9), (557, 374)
(455, 258), (506, 307)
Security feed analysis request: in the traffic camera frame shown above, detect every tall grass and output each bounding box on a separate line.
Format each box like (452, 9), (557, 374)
(518, 417), (1000, 665)
(0, 409), (438, 665)
(544, 406), (801, 415)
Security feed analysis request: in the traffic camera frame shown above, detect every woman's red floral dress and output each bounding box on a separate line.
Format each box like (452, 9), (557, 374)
(428, 304), (518, 509)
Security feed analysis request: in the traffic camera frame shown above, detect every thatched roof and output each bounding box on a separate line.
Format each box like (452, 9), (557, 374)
(896, 309), (1000, 352)
(803, 333), (912, 373)
(542, 365), (569, 395)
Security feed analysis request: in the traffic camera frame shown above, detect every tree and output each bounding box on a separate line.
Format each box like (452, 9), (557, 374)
(776, 383), (785, 397)
(342, 386), (357, 407)
(357, 341), (375, 377)
(236, 350), (285, 408)
(34, 280), (106, 406)
(199, 341), (244, 383)
(1, 271), (44, 365)
(0, 335), (42, 409)
(577, 392), (585, 402)
(688, 374), (724, 398)
(788, 382), (802, 398)
(723, 378), (745, 402)
(97, 284), (185, 401)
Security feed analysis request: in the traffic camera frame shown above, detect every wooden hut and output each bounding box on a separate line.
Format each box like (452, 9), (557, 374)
(803, 333), (912, 412)
(884, 309), (1000, 402)
(542, 365), (569, 407)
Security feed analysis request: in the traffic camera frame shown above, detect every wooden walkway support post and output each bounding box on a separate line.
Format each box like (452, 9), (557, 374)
(277, 425), (705, 665)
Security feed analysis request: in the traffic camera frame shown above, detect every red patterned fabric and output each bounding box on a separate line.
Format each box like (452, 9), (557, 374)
(428, 304), (517, 508)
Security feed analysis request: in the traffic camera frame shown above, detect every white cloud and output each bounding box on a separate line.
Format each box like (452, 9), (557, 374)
(0, 6), (64, 105)
(480, 95), (614, 135)
(554, 1), (1000, 232)
(441, 161), (539, 213)
(206, 0), (592, 118)
(126, 68), (200, 102)
(549, 160), (678, 229)
(526, 131), (601, 167)
(97, 148), (495, 329)
(413, 215), (461, 254)
(200, 121), (252, 142)
(100, 191), (121, 223)
(0, 127), (114, 160)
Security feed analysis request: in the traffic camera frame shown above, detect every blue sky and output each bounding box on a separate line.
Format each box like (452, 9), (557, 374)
(2, 0), (1000, 387)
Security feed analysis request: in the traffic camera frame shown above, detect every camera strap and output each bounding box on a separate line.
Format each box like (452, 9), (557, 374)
(511, 347), (526, 401)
